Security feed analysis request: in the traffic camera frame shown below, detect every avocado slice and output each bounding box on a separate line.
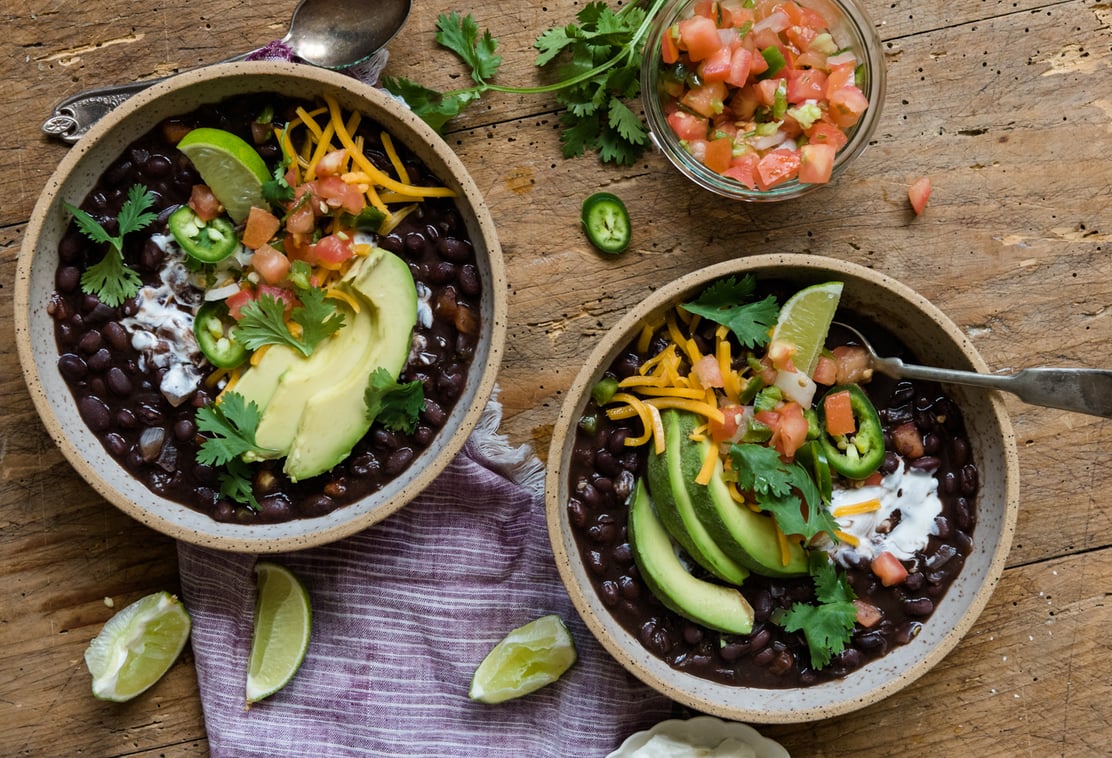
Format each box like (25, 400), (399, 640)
(628, 478), (755, 635)
(231, 248), (418, 481)
(282, 249), (417, 481)
(688, 434), (809, 578)
(646, 410), (749, 586)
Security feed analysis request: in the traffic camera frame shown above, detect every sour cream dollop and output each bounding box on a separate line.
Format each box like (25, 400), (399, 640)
(827, 465), (943, 566)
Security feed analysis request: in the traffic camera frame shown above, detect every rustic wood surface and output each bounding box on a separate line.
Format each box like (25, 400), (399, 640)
(1, 0), (1109, 755)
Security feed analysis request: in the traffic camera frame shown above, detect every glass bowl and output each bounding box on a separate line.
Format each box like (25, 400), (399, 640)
(640, 0), (886, 201)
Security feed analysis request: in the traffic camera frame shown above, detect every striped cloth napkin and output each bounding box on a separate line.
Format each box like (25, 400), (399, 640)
(177, 399), (676, 757)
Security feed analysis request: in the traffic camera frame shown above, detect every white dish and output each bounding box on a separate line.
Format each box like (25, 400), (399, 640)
(607, 716), (790, 758)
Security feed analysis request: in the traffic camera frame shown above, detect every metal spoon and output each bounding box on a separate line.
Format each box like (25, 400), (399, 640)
(832, 322), (1112, 419)
(42, 0), (412, 143)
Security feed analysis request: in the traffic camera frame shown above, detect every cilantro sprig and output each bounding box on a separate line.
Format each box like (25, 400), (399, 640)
(681, 275), (780, 350)
(729, 443), (840, 542)
(236, 287), (346, 357)
(775, 551), (859, 669)
(383, 1), (669, 165)
(64, 184), (157, 307)
(194, 392), (271, 510)
(365, 368), (426, 434)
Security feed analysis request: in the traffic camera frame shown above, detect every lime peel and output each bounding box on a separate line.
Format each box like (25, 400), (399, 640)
(468, 614), (577, 704)
(84, 590), (192, 702)
(246, 561), (312, 706)
(770, 281), (844, 376)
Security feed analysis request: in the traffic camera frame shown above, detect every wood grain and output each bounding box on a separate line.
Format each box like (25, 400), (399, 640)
(1, 0), (1108, 754)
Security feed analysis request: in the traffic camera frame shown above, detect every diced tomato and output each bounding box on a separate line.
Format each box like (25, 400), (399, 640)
(725, 47), (754, 88)
(692, 354), (725, 388)
(677, 15), (723, 62)
(723, 152), (759, 189)
(188, 184), (222, 222)
(779, 401), (810, 459)
(662, 25), (680, 64)
(853, 599), (883, 628)
(825, 63), (857, 95)
(784, 24), (817, 52)
(314, 148), (348, 177)
(709, 404), (746, 443)
(766, 338), (797, 372)
(871, 552), (909, 587)
(755, 148), (801, 190)
(224, 287), (255, 320)
(787, 67), (827, 104)
(242, 207), (282, 250)
(666, 107), (709, 143)
(806, 119), (849, 151)
(832, 344), (873, 384)
(891, 421), (925, 459)
(681, 81), (728, 117)
(285, 201), (316, 235)
(754, 77), (784, 107)
(316, 176), (365, 215)
(798, 143), (836, 184)
(703, 136), (734, 174)
(823, 389), (856, 436)
(699, 45), (735, 83)
(812, 354), (838, 385)
(258, 284), (299, 314)
(251, 243), (291, 285)
(909, 176), (932, 215)
(311, 234), (356, 268)
(828, 85), (869, 128)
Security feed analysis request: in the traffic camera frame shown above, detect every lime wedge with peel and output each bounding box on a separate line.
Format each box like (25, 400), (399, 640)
(246, 561), (312, 706)
(84, 591), (192, 702)
(178, 127), (270, 223)
(770, 281), (844, 375)
(469, 614), (577, 704)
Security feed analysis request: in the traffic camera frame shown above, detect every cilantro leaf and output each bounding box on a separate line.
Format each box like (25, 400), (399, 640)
(218, 456), (261, 511)
(682, 275), (780, 349)
(291, 286), (347, 353)
(365, 368), (426, 434)
(435, 11), (502, 83)
(236, 289), (345, 358)
(262, 156), (294, 206)
(66, 183), (156, 307)
(777, 552), (859, 669)
(729, 443), (840, 542)
(195, 392), (267, 467)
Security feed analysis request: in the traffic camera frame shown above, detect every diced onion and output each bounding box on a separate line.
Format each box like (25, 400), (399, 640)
(827, 51), (858, 68)
(204, 282), (241, 301)
(774, 369), (817, 408)
(753, 10), (790, 34)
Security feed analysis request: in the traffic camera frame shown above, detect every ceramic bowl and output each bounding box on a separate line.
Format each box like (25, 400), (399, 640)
(640, 0), (886, 201)
(545, 254), (1019, 722)
(15, 61), (506, 553)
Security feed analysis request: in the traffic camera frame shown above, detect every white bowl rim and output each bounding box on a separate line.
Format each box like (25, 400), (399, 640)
(545, 253), (1020, 722)
(15, 61), (507, 553)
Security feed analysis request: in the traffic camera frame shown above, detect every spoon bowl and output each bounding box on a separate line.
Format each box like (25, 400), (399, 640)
(833, 321), (1112, 418)
(42, 0), (413, 142)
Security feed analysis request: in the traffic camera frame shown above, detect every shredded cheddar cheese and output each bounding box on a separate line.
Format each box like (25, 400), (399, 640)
(695, 437), (719, 485)
(832, 498), (882, 518)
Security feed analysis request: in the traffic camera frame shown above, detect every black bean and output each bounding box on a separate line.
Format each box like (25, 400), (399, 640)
(593, 476), (613, 494)
(941, 470), (958, 496)
(618, 574), (640, 600)
(173, 418), (196, 441)
(954, 496), (973, 531)
(377, 233), (403, 255)
(258, 493), (294, 522)
(910, 455), (941, 472)
(951, 437), (970, 466)
(683, 623), (704, 646)
(586, 550), (606, 575)
(105, 367), (133, 396)
(347, 451), (381, 478)
(142, 153), (173, 178)
(421, 399), (447, 428)
(922, 432), (942, 455)
(595, 449), (620, 477)
(435, 366), (465, 400)
(639, 620), (672, 655)
(436, 237), (472, 262)
(55, 266), (82, 293)
(611, 542), (633, 565)
(384, 447), (415, 475)
(102, 321), (129, 352)
(587, 514), (617, 544)
(87, 348), (112, 373)
(301, 494), (337, 517)
(769, 650), (795, 675)
(895, 621), (922, 645)
(58, 353), (88, 381)
(959, 464), (979, 496)
(904, 597), (934, 616)
(890, 381), (915, 405)
(77, 396), (111, 431)
(752, 646), (777, 667)
(458, 264), (481, 296)
(428, 261), (457, 284)
(103, 433), (129, 457)
(77, 330), (104, 355)
(115, 408), (137, 429)
(567, 499), (588, 528)
(600, 580), (619, 606)
(578, 482), (602, 508)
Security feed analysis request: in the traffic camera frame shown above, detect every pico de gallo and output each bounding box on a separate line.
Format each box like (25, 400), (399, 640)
(654, 0), (872, 189)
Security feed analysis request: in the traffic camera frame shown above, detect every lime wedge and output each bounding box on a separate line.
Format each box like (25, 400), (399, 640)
(178, 127), (270, 223)
(468, 614), (577, 704)
(770, 281), (844, 375)
(246, 561), (312, 706)
(84, 591), (192, 702)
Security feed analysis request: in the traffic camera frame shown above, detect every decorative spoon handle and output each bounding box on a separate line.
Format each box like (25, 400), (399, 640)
(871, 358), (1112, 419)
(41, 53), (250, 143)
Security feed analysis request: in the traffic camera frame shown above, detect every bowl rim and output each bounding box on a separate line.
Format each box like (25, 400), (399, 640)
(15, 60), (507, 553)
(544, 253), (1020, 722)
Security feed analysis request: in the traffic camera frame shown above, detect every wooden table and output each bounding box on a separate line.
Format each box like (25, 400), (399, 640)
(2, 0), (1109, 754)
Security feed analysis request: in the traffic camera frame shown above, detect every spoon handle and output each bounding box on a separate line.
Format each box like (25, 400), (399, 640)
(874, 358), (1112, 418)
(41, 53), (251, 144)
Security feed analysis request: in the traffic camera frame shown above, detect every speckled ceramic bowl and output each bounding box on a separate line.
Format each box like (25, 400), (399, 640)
(545, 254), (1019, 722)
(15, 61), (506, 553)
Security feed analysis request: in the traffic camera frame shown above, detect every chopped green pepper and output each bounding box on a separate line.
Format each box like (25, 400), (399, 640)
(759, 46), (786, 78)
(818, 384), (885, 479)
(591, 376), (620, 406)
(193, 301), (247, 369)
(795, 440), (833, 502)
(169, 206), (238, 263)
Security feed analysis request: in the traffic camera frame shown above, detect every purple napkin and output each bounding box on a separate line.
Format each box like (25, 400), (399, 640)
(177, 399), (675, 757)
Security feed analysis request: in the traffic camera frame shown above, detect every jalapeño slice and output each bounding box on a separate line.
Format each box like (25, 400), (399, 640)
(581, 192), (631, 255)
(817, 383), (885, 479)
(193, 301), (247, 369)
(169, 206), (238, 263)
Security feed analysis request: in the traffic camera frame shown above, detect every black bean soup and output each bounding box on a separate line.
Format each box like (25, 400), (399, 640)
(566, 313), (979, 688)
(48, 93), (482, 524)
